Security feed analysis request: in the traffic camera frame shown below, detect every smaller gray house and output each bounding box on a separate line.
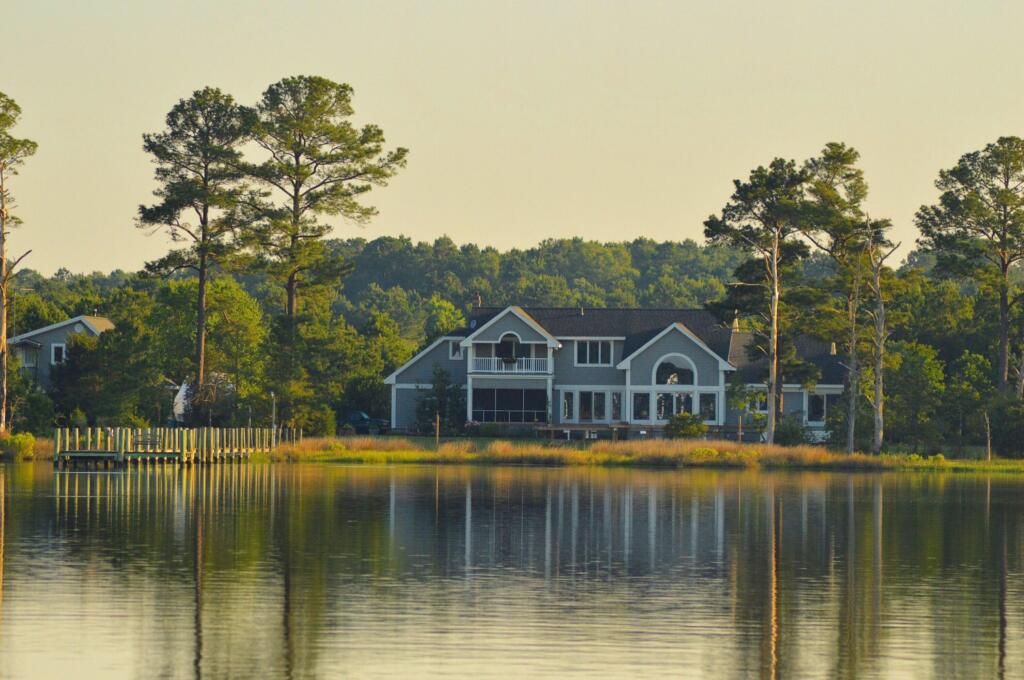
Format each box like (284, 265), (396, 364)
(385, 305), (845, 438)
(8, 315), (115, 389)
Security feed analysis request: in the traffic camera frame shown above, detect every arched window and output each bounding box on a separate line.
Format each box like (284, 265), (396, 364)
(497, 333), (522, 360)
(655, 358), (694, 385)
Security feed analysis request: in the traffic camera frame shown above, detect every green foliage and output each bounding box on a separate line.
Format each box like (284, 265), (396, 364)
(885, 341), (947, 452)
(946, 351), (995, 448)
(773, 414), (811, 446)
(0, 432), (35, 460)
(663, 412), (708, 439)
(916, 136), (1024, 390)
(987, 396), (1024, 458)
(424, 294), (465, 341)
(415, 366), (465, 435)
(244, 75), (408, 318)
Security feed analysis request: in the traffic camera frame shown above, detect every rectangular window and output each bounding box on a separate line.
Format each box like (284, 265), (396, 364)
(51, 343), (66, 366)
(20, 347), (37, 368)
(579, 391), (593, 421)
(699, 394), (717, 421)
(593, 392), (606, 421)
(657, 392), (674, 420)
(611, 392), (622, 421)
(474, 388), (546, 423)
(449, 341), (462, 359)
(677, 393), (693, 415)
(754, 390), (768, 412)
(808, 393), (837, 423)
(576, 340), (612, 366)
(562, 391), (575, 421)
(633, 393), (650, 420)
(825, 394), (840, 418)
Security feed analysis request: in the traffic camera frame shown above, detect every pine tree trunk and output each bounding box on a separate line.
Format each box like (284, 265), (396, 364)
(195, 250), (208, 390)
(286, 273), (298, 319)
(998, 274), (1010, 392)
(1016, 344), (1024, 398)
(846, 283), (860, 454)
(871, 261), (886, 455)
(766, 237), (780, 444)
(0, 170), (8, 435)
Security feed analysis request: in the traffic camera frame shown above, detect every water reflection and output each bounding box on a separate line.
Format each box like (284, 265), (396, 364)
(0, 463), (1021, 679)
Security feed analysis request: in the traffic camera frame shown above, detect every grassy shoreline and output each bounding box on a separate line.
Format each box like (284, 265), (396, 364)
(268, 436), (1024, 474)
(10, 435), (1024, 473)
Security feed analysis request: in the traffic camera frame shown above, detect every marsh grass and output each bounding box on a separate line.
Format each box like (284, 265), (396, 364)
(272, 436), (1024, 472)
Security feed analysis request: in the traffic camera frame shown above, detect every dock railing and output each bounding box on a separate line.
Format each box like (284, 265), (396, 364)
(53, 426), (295, 467)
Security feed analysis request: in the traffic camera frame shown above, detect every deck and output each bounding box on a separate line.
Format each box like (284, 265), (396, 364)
(53, 427), (296, 467)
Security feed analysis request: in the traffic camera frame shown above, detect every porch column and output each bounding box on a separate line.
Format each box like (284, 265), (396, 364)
(390, 385), (397, 429)
(467, 375), (473, 423)
(624, 368), (632, 422)
(546, 377), (553, 424)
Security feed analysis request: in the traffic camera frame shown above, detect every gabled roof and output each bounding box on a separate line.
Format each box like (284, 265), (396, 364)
(615, 322), (733, 371)
(458, 306), (560, 348)
(729, 331), (845, 384)
(8, 315), (115, 345)
(384, 336), (458, 385)
(458, 307), (734, 358)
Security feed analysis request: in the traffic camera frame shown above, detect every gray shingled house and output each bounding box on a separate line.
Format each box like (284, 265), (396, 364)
(385, 306), (844, 437)
(8, 315), (115, 389)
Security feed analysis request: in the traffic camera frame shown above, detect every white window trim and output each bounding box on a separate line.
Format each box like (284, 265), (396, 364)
(448, 340), (463, 360)
(559, 387), (626, 424)
(626, 388), (720, 426)
(806, 389), (842, 425)
(51, 343), (67, 366)
(573, 339), (614, 367)
(651, 352), (698, 386)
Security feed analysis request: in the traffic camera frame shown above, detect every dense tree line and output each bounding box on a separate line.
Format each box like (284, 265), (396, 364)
(3, 83), (1024, 455)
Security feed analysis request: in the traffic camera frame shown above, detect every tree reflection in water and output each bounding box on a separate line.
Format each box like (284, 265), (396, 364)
(0, 464), (1018, 678)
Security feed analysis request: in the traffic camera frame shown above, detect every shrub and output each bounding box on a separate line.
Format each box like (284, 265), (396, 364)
(988, 397), (1024, 458)
(303, 406), (337, 437)
(773, 414), (809, 446)
(0, 432), (37, 460)
(664, 412), (708, 439)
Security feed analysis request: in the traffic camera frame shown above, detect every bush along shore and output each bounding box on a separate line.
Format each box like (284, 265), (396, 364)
(267, 437), (1024, 473)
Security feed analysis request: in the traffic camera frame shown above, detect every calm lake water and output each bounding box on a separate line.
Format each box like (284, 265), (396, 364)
(0, 463), (1021, 679)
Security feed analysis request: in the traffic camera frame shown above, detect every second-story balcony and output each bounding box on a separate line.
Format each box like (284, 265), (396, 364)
(471, 357), (549, 373)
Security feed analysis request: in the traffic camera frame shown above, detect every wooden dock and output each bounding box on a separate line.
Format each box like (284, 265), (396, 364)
(53, 427), (293, 467)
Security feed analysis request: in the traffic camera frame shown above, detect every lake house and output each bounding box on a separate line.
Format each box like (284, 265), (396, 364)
(385, 306), (844, 437)
(8, 315), (115, 389)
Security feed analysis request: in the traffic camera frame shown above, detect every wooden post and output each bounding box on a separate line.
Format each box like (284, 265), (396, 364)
(53, 428), (61, 463)
(435, 412), (440, 449)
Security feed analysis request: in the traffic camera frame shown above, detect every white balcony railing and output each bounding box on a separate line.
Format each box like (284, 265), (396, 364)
(471, 357), (549, 373)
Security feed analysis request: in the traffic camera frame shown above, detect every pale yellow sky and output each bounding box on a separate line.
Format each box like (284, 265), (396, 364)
(7, 0), (1024, 274)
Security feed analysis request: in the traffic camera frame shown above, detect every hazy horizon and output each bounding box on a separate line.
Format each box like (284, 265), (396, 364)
(9, 0), (1024, 275)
